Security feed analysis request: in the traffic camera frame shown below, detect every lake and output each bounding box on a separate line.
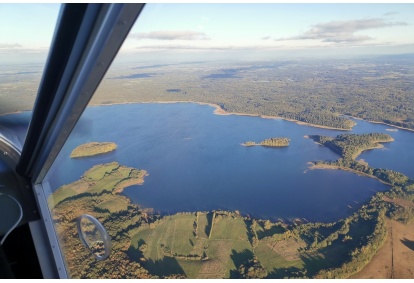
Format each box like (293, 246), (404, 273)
(3, 103), (414, 222)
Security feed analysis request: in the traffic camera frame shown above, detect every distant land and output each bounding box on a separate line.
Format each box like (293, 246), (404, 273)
(242, 137), (290, 147)
(70, 142), (117, 158)
(3, 57), (414, 132)
(88, 57), (414, 131)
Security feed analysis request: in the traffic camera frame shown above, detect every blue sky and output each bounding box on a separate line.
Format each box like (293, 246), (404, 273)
(0, 3), (414, 62)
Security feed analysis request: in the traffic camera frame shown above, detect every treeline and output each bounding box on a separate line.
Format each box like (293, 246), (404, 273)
(243, 137), (290, 147)
(383, 119), (414, 131)
(314, 208), (387, 278)
(160, 244), (208, 261)
(315, 158), (410, 186)
(255, 194), (389, 279)
(261, 137), (290, 147)
(309, 133), (393, 159)
(237, 257), (268, 279)
(91, 59), (414, 131)
(283, 111), (355, 130)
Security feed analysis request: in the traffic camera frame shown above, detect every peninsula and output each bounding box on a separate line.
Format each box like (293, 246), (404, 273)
(307, 133), (409, 187)
(70, 142), (117, 158)
(307, 133), (393, 159)
(48, 161), (148, 208)
(243, 137), (290, 147)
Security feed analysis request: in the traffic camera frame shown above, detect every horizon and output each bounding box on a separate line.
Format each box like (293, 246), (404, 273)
(1, 3), (414, 64)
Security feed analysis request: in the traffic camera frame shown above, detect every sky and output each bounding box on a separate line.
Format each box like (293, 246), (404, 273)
(0, 3), (414, 63)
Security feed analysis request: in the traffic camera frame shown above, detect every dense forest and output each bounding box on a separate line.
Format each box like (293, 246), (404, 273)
(2, 58), (414, 131)
(309, 133), (393, 159)
(87, 57), (414, 131)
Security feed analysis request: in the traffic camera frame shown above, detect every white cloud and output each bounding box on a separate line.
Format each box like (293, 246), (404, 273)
(0, 43), (22, 49)
(383, 11), (399, 16)
(275, 18), (408, 44)
(129, 30), (211, 41)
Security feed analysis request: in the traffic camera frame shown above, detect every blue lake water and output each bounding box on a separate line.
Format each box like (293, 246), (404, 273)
(2, 103), (414, 222)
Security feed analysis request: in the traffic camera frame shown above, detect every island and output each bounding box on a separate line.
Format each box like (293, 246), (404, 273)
(70, 142), (117, 158)
(243, 137), (290, 147)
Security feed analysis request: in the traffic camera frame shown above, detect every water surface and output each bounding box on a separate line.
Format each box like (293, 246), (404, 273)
(3, 103), (413, 222)
(43, 103), (407, 222)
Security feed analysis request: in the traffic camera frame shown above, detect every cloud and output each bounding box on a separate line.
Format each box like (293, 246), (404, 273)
(275, 18), (408, 44)
(136, 44), (237, 51)
(0, 43), (22, 49)
(135, 44), (290, 51)
(129, 30), (210, 41)
(383, 11), (399, 16)
(261, 36), (271, 40)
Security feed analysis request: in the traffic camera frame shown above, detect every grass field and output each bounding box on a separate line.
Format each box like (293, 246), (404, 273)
(197, 212), (210, 239)
(83, 162), (120, 181)
(255, 241), (305, 278)
(70, 142), (117, 158)
(130, 211), (257, 278)
(100, 197), (129, 213)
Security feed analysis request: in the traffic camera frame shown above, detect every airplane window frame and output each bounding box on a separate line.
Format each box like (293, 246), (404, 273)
(14, 3), (145, 278)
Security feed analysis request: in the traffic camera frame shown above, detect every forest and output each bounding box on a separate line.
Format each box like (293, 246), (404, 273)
(2, 57), (414, 131)
(308, 133), (393, 159)
(86, 56), (414, 131)
(309, 132), (409, 187)
(243, 137), (290, 147)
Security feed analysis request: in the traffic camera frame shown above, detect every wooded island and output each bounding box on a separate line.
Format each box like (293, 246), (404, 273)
(243, 137), (290, 147)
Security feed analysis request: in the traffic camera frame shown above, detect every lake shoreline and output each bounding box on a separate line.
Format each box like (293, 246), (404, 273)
(2, 100), (412, 133)
(346, 115), (414, 133)
(307, 162), (392, 186)
(89, 100), (352, 131)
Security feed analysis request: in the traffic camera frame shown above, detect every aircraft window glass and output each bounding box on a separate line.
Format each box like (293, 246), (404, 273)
(41, 3), (414, 279)
(0, 4), (60, 148)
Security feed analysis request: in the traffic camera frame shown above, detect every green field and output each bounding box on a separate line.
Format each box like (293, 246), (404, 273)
(130, 211), (257, 278)
(99, 197), (129, 213)
(83, 162), (120, 181)
(48, 162), (146, 209)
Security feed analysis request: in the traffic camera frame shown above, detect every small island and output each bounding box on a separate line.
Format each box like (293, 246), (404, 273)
(243, 137), (290, 147)
(70, 142), (117, 158)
